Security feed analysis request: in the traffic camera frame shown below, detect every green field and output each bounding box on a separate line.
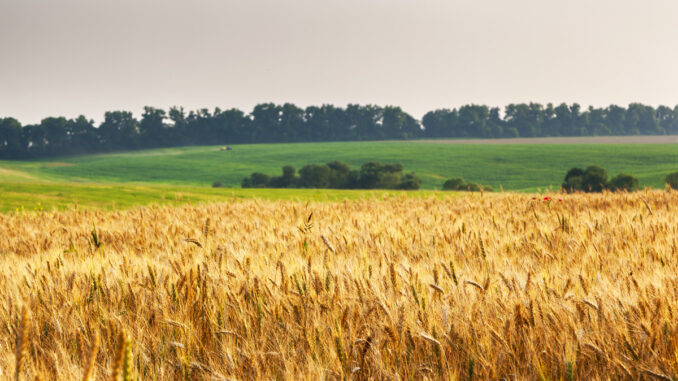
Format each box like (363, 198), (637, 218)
(1, 140), (676, 212)
(0, 182), (448, 213)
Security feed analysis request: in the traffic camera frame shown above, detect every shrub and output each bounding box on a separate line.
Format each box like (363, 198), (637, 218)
(443, 178), (466, 191)
(299, 164), (331, 188)
(282, 165), (296, 180)
(562, 168), (584, 192)
(398, 173), (422, 190)
(562, 166), (608, 193)
(466, 182), (482, 192)
(212, 181), (223, 188)
(608, 173), (639, 192)
(242, 172), (271, 188)
(667, 172), (678, 190)
(582, 165), (608, 192)
(442, 178), (492, 192)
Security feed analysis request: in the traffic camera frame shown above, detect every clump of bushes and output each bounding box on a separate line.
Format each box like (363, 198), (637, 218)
(562, 165), (639, 192)
(667, 172), (678, 190)
(442, 177), (493, 192)
(241, 161), (422, 190)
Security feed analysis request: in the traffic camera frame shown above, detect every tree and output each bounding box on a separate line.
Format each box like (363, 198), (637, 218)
(99, 111), (139, 150)
(382, 106), (421, 139)
(251, 103), (281, 143)
(299, 164), (331, 188)
(458, 105), (489, 137)
(22, 124), (47, 156)
(326, 161), (351, 188)
(666, 172), (678, 190)
(282, 165), (296, 181)
(608, 174), (639, 192)
(139, 107), (167, 147)
(268, 165), (298, 188)
(67, 116), (98, 153)
(605, 105), (626, 135)
(0, 118), (25, 158)
(505, 103), (542, 137)
(41, 117), (69, 155)
(562, 168), (584, 192)
(443, 178), (466, 190)
(358, 161), (383, 189)
(399, 173), (422, 190)
(582, 165), (608, 192)
(562, 166), (608, 192)
(279, 103), (305, 142)
(422, 109), (450, 138)
(242, 172), (271, 188)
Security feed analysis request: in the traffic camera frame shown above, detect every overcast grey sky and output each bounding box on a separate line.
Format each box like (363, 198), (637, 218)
(1, 0), (677, 124)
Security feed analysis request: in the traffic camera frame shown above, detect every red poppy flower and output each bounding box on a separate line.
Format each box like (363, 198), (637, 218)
(543, 196), (551, 201)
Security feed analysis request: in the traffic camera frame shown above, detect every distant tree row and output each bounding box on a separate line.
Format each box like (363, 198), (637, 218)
(3, 102), (678, 159)
(238, 161), (422, 190)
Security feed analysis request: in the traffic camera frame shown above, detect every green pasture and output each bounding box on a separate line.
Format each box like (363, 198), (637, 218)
(2, 141), (677, 190)
(0, 182), (450, 213)
(0, 140), (676, 212)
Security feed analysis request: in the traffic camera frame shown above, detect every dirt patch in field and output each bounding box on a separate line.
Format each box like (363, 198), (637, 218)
(416, 135), (678, 144)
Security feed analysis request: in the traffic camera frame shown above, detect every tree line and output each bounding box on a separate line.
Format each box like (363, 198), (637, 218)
(2, 102), (678, 159)
(239, 161), (422, 190)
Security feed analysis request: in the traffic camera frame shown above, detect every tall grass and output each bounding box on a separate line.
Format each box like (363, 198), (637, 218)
(2, 190), (678, 379)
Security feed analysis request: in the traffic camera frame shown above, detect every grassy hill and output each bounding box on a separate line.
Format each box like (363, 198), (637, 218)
(2, 141), (677, 191)
(0, 182), (447, 213)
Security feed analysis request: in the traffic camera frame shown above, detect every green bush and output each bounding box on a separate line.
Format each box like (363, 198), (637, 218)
(443, 178), (466, 190)
(563, 165), (640, 192)
(442, 177), (492, 192)
(562, 166), (608, 193)
(608, 173), (639, 192)
(667, 172), (678, 190)
(582, 165), (608, 192)
(241, 172), (271, 188)
(399, 173), (422, 190)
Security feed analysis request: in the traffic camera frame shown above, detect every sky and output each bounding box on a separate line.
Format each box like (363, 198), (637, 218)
(2, 0), (678, 124)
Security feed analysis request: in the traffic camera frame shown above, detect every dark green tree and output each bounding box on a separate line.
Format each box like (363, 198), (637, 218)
(562, 168), (585, 192)
(582, 165), (608, 192)
(666, 172), (678, 190)
(0, 118), (25, 158)
(443, 178), (466, 190)
(608, 174), (639, 192)
(242, 172), (271, 188)
(99, 111), (139, 149)
(399, 173), (422, 190)
(139, 107), (167, 147)
(299, 164), (331, 188)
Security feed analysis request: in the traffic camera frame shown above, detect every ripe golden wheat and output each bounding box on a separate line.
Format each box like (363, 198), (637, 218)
(1, 190), (677, 379)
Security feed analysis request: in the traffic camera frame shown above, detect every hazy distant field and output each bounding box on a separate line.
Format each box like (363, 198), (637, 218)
(2, 140), (677, 192)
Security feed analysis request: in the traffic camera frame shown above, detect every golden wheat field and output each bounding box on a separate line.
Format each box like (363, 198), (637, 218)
(1, 191), (678, 380)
